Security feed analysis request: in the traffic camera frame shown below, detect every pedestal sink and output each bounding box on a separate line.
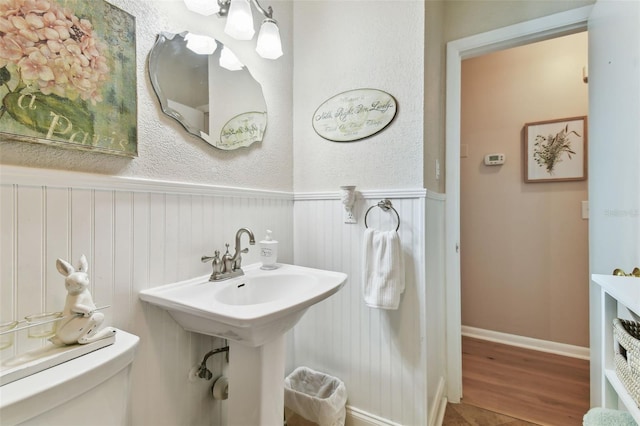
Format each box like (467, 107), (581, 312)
(139, 263), (347, 426)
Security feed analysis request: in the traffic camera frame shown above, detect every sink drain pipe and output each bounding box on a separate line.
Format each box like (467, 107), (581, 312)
(195, 344), (229, 380)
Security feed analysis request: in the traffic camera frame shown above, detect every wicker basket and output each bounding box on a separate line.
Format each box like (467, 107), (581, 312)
(613, 318), (640, 407)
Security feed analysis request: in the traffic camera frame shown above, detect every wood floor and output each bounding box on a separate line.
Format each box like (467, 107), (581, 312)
(443, 402), (537, 425)
(455, 336), (590, 426)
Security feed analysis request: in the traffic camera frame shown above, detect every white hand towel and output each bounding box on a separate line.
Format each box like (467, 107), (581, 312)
(362, 228), (405, 309)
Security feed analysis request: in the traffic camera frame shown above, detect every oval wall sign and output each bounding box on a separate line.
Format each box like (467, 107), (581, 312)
(218, 111), (266, 150)
(312, 88), (397, 142)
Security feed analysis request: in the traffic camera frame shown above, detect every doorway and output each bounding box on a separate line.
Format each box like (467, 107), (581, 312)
(460, 31), (589, 352)
(444, 6), (593, 403)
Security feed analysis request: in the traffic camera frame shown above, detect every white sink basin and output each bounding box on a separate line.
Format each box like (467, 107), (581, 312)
(139, 263), (347, 347)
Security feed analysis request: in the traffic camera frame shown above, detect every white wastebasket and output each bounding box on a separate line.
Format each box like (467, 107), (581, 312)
(284, 366), (347, 426)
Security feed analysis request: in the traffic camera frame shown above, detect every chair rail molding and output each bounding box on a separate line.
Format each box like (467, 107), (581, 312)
(0, 165), (293, 199)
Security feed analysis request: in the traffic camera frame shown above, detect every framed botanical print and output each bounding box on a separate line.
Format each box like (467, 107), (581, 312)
(524, 116), (587, 182)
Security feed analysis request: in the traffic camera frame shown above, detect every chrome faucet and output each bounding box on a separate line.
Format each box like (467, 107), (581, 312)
(201, 227), (255, 281)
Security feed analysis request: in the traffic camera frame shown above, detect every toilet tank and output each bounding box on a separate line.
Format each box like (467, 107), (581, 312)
(0, 329), (139, 426)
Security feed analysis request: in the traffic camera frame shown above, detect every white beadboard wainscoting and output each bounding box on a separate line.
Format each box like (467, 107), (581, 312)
(0, 165), (293, 426)
(0, 165), (447, 426)
(291, 190), (447, 426)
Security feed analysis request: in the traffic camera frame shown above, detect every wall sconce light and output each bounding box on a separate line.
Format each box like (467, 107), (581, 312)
(340, 186), (357, 224)
(183, 0), (283, 60)
(184, 0), (220, 16)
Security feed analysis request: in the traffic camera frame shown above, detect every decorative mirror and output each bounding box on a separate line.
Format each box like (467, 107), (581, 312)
(148, 32), (267, 150)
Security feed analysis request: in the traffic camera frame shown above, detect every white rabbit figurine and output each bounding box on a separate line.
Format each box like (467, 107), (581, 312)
(50, 254), (116, 345)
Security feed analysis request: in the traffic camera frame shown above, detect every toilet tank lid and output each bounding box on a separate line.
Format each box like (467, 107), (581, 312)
(0, 329), (139, 422)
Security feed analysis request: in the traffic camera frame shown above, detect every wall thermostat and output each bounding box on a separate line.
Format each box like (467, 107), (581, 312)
(484, 153), (506, 166)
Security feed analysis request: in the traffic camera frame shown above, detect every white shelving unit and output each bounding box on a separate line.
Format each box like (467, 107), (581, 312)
(592, 274), (640, 423)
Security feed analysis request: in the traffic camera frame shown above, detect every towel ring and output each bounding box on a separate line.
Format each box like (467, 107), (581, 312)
(364, 199), (400, 232)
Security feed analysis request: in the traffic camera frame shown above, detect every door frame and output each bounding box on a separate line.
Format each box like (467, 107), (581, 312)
(444, 5), (593, 402)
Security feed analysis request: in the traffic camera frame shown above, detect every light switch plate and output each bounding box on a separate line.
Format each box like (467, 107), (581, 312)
(582, 201), (589, 219)
(460, 144), (469, 158)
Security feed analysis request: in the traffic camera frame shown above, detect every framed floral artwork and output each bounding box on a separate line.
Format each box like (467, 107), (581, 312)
(524, 116), (587, 182)
(0, 0), (137, 157)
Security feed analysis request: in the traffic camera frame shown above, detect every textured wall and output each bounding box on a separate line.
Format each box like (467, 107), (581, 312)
(0, 0), (294, 192)
(460, 33), (589, 347)
(424, 1), (446, 194)
(292, 1), (425, 192)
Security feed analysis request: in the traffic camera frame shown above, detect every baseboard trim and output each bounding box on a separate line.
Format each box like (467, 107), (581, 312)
(345, 406), (402, 426)
(462, 326), (590, 360)
(343, 330), (448, 426)
(345, 392), (447, 426)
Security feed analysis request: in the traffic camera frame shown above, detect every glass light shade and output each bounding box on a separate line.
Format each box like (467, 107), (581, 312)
(183, 0), (220, 16)
(256, 19), (283, 59)
(184, 33), (218, 55)
(219, 46), (245, 71)
(224, 0), (255, 40)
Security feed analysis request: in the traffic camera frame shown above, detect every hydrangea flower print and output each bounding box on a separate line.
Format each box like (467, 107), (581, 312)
(0, 0), (110, 137)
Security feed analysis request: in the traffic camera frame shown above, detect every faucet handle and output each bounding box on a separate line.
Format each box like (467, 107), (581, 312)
(202, 250), (222, 263)
(203, 251), (223, 278)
